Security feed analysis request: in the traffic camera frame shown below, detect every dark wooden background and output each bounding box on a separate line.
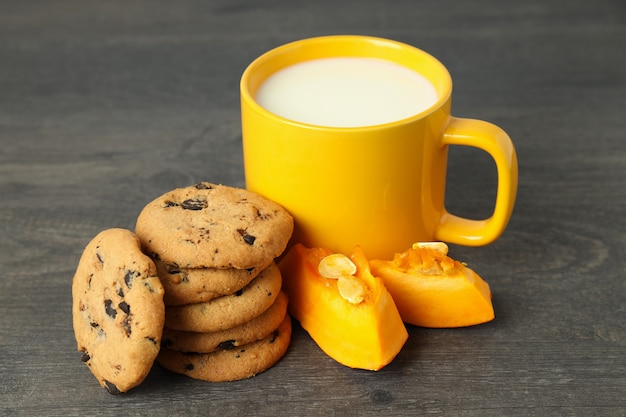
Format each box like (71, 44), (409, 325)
(1, 1), (624, 416)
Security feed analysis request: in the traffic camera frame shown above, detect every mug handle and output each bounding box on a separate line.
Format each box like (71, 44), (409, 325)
(435, 117), (518, 246)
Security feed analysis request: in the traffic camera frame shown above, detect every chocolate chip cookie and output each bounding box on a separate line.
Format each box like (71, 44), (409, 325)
(72, 228), (165, 394)
(162, 291), (288, 353)
(135, 182), (294, 269)
(154, 258), (272, 306)
(157, 314), (292, 382)
(164, 262), (282, 332)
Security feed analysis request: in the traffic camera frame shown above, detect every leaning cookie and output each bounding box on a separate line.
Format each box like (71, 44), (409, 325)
(164, 262), (282, 332)
(72, 228), (165, 394)
(135, 182), (294, 269)
(162, 291), (288, 353)
(154, 258), (272, 306)
(157, 315), (292, 382)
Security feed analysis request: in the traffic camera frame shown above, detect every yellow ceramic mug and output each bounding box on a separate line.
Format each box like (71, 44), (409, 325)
(241, 35), (518, 260)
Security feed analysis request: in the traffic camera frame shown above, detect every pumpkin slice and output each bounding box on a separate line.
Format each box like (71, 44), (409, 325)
(279, 244), (407, 371)
(369, 242), (494, 328)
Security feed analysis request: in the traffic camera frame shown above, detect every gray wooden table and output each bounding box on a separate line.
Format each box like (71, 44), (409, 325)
(1, 1), (624, 416)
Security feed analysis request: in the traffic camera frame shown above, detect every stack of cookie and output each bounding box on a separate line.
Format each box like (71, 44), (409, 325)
(134, 182), (294, 382)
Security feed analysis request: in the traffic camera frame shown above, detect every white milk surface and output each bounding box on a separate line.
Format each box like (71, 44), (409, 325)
(255, 57), (439, 127)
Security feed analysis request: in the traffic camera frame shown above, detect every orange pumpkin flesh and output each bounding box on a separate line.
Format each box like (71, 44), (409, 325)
(369, 244), (494, 328)
(279, 244), (408, 371)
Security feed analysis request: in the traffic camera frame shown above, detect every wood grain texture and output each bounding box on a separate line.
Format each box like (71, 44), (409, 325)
(1, 0), (624, 416)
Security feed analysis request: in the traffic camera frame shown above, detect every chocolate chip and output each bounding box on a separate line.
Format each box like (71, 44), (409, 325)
(104, 299), (117, 319)
(237, 229), (256, 245)
(104, 380), (121, 395)
(122, 316), (132, 337)
(164, 201), (180, 208)
(117, 288), (124, 297)
(90, 321), (99, 328)
(234, 289), (244, 297)
(195, 182), (213, 190)
(118, 301), (130, 315)
(144, 281), (157, 293)
(81, 352), (91, 362)
(146, 337), (158, 346)
(185, 363), (194, 371)
(181, 198), (208, 210)
(124, 270), (139, 289)
(218, 340), (236, 350)
(269, 329), (279, 343)
(253, 206), (273, 220)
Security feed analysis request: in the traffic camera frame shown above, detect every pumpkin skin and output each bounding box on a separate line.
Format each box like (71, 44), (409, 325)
(279, 244), (408, 371)
(369, 245), (494, 328)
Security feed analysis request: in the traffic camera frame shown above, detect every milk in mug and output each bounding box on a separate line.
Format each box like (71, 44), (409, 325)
(255, 57), (439, 128)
